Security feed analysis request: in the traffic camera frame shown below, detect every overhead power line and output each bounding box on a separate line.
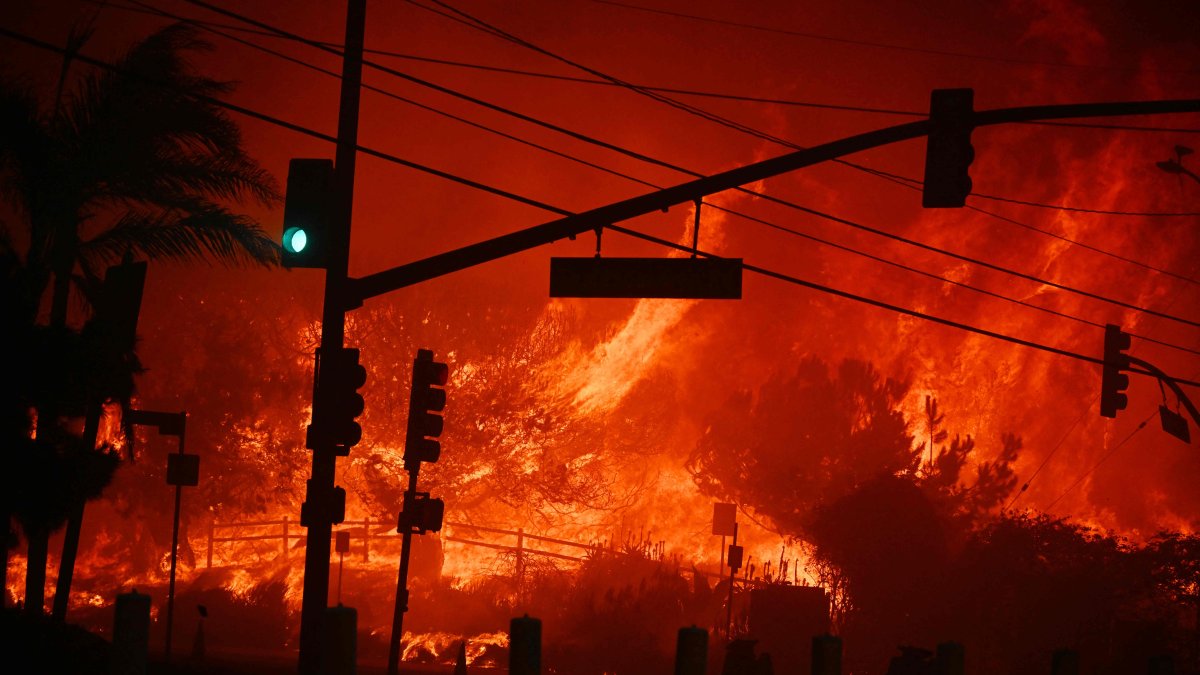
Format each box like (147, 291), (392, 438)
(583, 0), (1200, 75)
(11, 21), (1197, 392)
(603, 223), (1200, 389)
(424, 0), (1200, 219)
(1043, 408), (1157, 511)
(131, 0), (1200, 359)
(416, 0), (1200, 328)
(96, 0), (1200, 135)
(154, 0), (1195, 284)
(0, 26), (558, 213)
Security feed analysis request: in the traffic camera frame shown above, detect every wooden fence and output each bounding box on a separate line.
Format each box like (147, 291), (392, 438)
(202, 517), (771, 592)
(203, 518), (595, 569)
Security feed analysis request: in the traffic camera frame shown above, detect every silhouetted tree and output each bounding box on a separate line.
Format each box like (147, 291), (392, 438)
(686, 356), (918, 537)
(0, 21), (278, 613)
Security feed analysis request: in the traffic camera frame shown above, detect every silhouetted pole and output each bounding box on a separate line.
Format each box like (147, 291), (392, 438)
(387, 470), (420, 675)
(812, 635), (841, 675)
(296, 0), (365, 672)
(112, 590), (151, 675)
(454, 640), (468, 675)
(726, 523), (739, 639)
(335, 530), (350, 604)
(675, 626), (707, 675)
(510, 615), (541, 675)
(164, 421), (187, 661)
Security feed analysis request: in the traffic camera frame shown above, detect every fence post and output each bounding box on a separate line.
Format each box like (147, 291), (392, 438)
(674, 626), (707, 675)
(812, 635), (841, 675)
(516, 528), (525, 600)
(510, 615), (541, 675)
(206, 519), (214, 569)
(283, 516), (290, 559)
(363, 517), (370, 562)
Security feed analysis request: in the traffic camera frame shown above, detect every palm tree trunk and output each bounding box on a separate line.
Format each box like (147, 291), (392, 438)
(1, 513), (9, 609)
(52, 393), (102, 622)
(51, 499), (85, 621)
(24, 526), (49, 616)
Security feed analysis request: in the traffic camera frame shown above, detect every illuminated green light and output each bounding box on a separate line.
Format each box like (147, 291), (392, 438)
(283, 226), (308, 254)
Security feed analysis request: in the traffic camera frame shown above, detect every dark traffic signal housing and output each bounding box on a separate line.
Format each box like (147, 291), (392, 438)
(301, 481), (346, 527)
(1100, 324), (1132, 418)
(281, 158), (335, 269)
(308, 347), (367, 455)
(922, 88), (975, 208)
(404, 349), (449, 471)
(399, 491), (444, 535)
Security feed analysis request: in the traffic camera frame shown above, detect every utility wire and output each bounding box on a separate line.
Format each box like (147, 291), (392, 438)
(1007, 252), (1200, 511)
(173, 0), (1200, 220)
(1043, 409), (1157, 511)
(132, 0), (1200, 359)
(603, 223), (1200, 388)
(965, 205), (1200, 286)
(430, 0), (1200, 218)
(96, 0), (1200, 134)
(90, 0), (934, 118)
(1003, 397), (1097, 512)
(0, 26), (560, 213)
(583, 0), (1200, 75)
(14, 20), (1197, 391)
(416, 0), (1200, 328)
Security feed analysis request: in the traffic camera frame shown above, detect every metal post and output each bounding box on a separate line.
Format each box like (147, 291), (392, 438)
(164, 431), (186, 662)
(516, 528), (525, 602)
(812, 635), (842, 675)
(726, 523), (738, 640)
(338, 548), (345, 605)
(297, 1), (366, 672)
(363, 517), (370, 562)
(388, 471), (420, 675)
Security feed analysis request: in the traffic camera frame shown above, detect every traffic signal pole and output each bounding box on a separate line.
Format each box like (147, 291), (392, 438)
(297, 1), (365, 673)
(387, 470), (419, 675)
(347, 98), (1199, 303)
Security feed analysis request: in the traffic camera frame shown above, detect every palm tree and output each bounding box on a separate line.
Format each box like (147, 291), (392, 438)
(0, 21), (281, 616)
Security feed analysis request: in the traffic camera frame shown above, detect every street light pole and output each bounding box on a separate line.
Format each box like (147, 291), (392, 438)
(296, 1), (366, 673)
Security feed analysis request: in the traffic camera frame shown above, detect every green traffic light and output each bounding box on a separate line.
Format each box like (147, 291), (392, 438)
(283, 226), (308, 254)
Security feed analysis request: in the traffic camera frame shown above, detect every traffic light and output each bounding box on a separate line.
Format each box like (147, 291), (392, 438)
(404, 349), (448, 471)
(301, 483), (346, 526)
(922, 88), (975, 208)
(281, 158), (335, 269)
(1100, 324), (1132, 418)
(308, 347), (367, 454)
(399, 491), (444, 535)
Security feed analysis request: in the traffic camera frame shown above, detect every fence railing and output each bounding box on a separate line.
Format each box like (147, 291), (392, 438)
(202, 517), (772, 591)
(203, 518), (597, 569)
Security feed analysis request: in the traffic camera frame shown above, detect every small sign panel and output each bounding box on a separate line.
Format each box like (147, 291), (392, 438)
(712, 503), (737, 536)
(1160, 405), (1191, 443)
(550, 257), (742, 299)
(335, 530), (351, 554)
(727, 544), (744, 571)
(166, 453), (200, 487)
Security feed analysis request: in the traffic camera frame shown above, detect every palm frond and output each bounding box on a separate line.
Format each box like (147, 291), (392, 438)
(82, 205), (280, 268)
